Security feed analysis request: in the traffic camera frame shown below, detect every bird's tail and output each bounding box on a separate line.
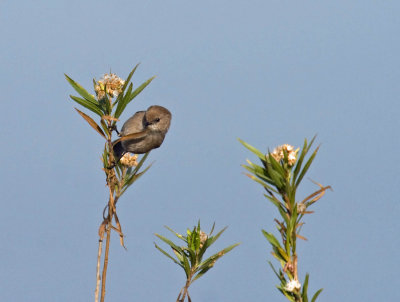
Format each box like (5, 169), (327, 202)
(112, 141), (125, 164)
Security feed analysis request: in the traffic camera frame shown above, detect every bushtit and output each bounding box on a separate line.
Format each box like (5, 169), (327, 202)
(113, 105), (172, 163)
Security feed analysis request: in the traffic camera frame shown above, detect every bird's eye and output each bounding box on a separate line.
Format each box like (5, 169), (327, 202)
(154, 118), (160, 123)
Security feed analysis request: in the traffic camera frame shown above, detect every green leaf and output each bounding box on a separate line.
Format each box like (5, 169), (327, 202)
(293, 136), (316, 185)
(154, 234), (184, 255)
(65, 74), (99, 105)
(268, 168), (284, 190)
(115, 64), (139, 105)
(277, 287), (296, 302)
(181, 252), (191, 278)
(238, 138), (266, 160)
(268, 261), (281, 280)
(295, 146), (319, 187)
(209, 222), (216, 235)
(69, 95), (103, 116)
(129, 76), (156, 100)
(302, 273), (310, 302)
(154, 243), (183, 268)
(244, 161), (280, 190)
(164, 225), (187, 242)
(99, 94), (112, 115)
(261, 230), (281, 249)
(133, 152), (150, 172)
(172, 248), (184, 263)
(194, 228), (201, 251)
(311, 288), (323, 302)
(186, 247), (197, 267)
(278, 205), (289, 225)
(263, 194), (283, 211)
(114, 76), (155, 119)
(192, 266), (212, 282)
(100, 119), (110, 136)
(268, 152), (286, 177)
(123, 162), (153, 190)
(242, 165), (276, 190)
(195, 243), (240, 282)
(293, 138), (308, 184)
(207, 226), (228, 246)
(245, 161), (267, 175)
(198, 239), (210, 261)
(262, 231), (289, 262)
(113, 82), (134, 121)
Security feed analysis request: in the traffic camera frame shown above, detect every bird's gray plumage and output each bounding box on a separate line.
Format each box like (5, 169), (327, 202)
(113, 105), (171, 163)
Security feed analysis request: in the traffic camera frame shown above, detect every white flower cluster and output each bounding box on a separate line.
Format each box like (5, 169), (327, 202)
(285, 279), (301, 292)
(120, 153), (138, 167)
(199, 231), (208, 248)
(297, 203), (307, 214)
(94, 73), (125, 100)
(270, 144), (299, 166)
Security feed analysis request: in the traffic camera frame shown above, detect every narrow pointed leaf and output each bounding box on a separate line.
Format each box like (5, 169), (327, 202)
(242, 166), (276, 189)
(268, 153), (286, 176)
(278, 206), (289, 224)
(293, 138), (309, 184)
(114, 63), (139, 106)
(123, 163), (153, 190)
(238, 138), (265, 160)
(65, 74), (98, 103)
(130, 152), (150, 175)
(181, 253), (191, 278)
(293, 136), (316, 184)
(164, 225), (187, 242)
(113, 83), (133, 119)
(262, 230), (282, 249)
(154, 243), (183, 267)
(302, 273), (310, 301)
(114, 76), (155, 119)
(207, 226), (228, 246)
(264, 194), (282, 210)
(186, 248), (197, 267)
(311, 289), (323, 302)
(266, 162), (284, 189)
(154, 234), (184, 254)
(99, 95), (111, 115)
(172, 248), (184, 263)
(74, 108), (106, 139)
(100, 119), (110, 136)
(209, 222), (216, 235)
(268, 261), (281, 280)
(199, 243), (240, 270)
(129, 76), (156, 101)
(295, 146), (319, 187)
(69, 95), (103, 116)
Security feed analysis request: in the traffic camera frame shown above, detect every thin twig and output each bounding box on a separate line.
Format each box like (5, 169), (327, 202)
(95, 239), (103, 302)
(180, 277), (192, 301)
(100, 218), (112, 302)
(99, 125), (116, 302)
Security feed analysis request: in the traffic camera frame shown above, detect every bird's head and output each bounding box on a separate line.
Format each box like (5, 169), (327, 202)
(144, 105), (172, 133)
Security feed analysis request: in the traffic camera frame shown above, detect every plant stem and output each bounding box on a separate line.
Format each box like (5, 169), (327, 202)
(179, 273), (193, 302)
(95, 239), (103, 302)
(293, 254), (298, 281)
(100, 127), (116, 302)
(100, 210), (113, 302)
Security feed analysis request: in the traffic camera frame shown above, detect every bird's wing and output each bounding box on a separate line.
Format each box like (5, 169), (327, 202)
(112, 129), (149, 146)
(120, 111), (146, 135)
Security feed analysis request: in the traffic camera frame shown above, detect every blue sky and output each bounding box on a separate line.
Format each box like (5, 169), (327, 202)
(1, 1), (399, 301)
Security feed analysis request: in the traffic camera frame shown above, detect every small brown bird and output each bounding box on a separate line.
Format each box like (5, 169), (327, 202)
(113, 105), (172, 163)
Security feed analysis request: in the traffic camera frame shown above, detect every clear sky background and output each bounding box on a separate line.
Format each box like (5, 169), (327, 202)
(1, 1), (399, 301)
